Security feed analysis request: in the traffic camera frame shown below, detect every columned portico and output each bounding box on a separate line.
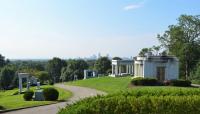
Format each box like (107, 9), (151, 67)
(110, 59), (134, 77)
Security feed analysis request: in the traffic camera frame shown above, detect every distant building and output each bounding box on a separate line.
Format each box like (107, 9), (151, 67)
(84, 70), (98, 79)
(111, 55), (179, 81)
(110, 59), (134, 77)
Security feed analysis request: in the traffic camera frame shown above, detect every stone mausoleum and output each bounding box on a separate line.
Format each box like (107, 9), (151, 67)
(111, 55), (179, 81)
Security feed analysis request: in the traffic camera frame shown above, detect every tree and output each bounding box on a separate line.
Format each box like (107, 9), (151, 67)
(46, 57), (66, 83)
(60, 59), (88, 81)
(139, 48), (152, 56)
(35, 71), (49, 84)
(94, 57), (111, 75)
(0, 54), (6, 68)
(157, 15), (200, 79)
(0, 66), (15, 90)
(112, 57), (122, 60)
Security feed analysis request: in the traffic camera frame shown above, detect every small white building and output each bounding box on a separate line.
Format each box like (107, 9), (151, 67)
(134, 56), (179, 81)
(111, 59), (134, 77)
(84, 70), (98, 79)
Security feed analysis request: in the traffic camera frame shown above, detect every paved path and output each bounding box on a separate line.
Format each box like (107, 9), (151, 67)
(3, 84), (106, 114)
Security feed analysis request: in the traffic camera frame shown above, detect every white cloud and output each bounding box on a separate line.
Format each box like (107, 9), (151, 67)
(123, 1), (145, 11)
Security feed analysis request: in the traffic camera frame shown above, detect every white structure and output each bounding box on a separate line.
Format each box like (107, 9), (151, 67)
(84, 70), (98, 79)
(134, 56), (179, 81)
(111, 60), (134, 77)
(18, 73), (39, 93)
(18, 73), (31, 93)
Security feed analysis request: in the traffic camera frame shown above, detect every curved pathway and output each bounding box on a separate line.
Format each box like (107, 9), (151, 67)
(3, 84), (106, 114)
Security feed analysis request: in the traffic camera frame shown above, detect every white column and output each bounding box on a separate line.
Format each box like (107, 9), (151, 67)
(112, 65), (114, 75)
(115, 65), (118, 75)
(126, 65), (128, 74)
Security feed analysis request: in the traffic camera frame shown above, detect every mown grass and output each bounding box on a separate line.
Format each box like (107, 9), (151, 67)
(0, 85), (72, 110)
(66, 76), (132, 94)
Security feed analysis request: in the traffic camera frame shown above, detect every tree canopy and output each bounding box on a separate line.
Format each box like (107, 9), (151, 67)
(94, 57), (111, 75)
(46, 57), (66, 82)
(157, 15), (200, 79)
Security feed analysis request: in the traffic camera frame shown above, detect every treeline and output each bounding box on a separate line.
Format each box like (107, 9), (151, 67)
(0, 54), (111, 90)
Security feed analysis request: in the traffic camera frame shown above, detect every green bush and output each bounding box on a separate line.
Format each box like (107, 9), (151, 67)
(58, 88), (200, 114)
(169, 79), (191, 87)
(131, 77), (158, 86)
(23, 90), (34, 101)
(43, 87), (59, 101)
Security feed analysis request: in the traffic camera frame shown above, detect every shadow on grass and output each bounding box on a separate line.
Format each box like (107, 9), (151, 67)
(0, 105), (6, 110)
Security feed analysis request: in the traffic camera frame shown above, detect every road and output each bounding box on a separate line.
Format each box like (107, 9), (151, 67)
(3, 84), (106, 114)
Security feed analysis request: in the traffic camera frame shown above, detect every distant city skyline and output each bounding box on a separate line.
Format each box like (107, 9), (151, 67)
(0, 0), (200, 59)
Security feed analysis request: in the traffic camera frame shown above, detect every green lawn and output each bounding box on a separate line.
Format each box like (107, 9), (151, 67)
(66, 76), (132, 94)
(0, 85), (72, 111)
(66, 76), (197, 94)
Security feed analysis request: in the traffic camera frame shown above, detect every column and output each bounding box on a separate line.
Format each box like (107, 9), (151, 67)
(112, 65), (114, 75)
(119, 65), (121, 75)
(18, 76), (22, 93)
(115, 65), (118, 75)
(126, 65), (128, 74)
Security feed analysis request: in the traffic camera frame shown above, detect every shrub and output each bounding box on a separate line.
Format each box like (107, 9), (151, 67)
(58, 88), (200, 114)
(169, 79), (191, 87)
(131, 77), (158, 86)
(43, 87), (59, 101)
(23, 90), (34, 101)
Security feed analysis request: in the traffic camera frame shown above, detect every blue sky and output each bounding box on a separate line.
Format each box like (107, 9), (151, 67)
(0, 0), (199, 59)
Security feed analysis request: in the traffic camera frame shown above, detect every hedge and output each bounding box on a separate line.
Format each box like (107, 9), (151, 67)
(131, 77), (159, 86)
(43, 87), (59, 101)
(58, 88), (200, 114)
(23, 90), (34, 101)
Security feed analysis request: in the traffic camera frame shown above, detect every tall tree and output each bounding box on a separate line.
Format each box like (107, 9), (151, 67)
(60, 59), (88, 81)
(0, 54), (6, 68)
(157, 15), (200, 79)
(0, 66), (15, 90)
(94, 57), (111, 74)
(46, 57), (66, 82)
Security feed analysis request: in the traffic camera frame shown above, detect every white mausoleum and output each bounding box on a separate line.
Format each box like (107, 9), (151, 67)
(111, 60), (134, 77)
(111, 56), (179, 81)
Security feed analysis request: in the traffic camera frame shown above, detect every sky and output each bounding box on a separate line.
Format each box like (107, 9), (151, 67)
(0, 0), (199, 59)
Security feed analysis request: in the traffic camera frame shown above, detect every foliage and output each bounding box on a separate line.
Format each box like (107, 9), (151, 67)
(138, 46), (162, 56)
(0, 66), (15, 90)
(131, 77), (159, 86)
(157, 15), (200, 79)
(112, 57), (122, 60)
(0, 54), (6, 68)
(169, 79), (191, 87)
(43, 87), (59, 101)
(59, 87), (200, 114)
(60, 59), (88, 81)
(23, 90), (34, 101)
(35, 71), (49, 84)
(94, 57), (111, 75)
(0, 85), (71, 110)
(139, 48), (152, 56)
(46, 57), (66, 82)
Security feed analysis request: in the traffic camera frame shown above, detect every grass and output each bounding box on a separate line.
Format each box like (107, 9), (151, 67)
(66, 76), (132, 94)
(0, 85), (72, 111)
(66, 76), (197, 94)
